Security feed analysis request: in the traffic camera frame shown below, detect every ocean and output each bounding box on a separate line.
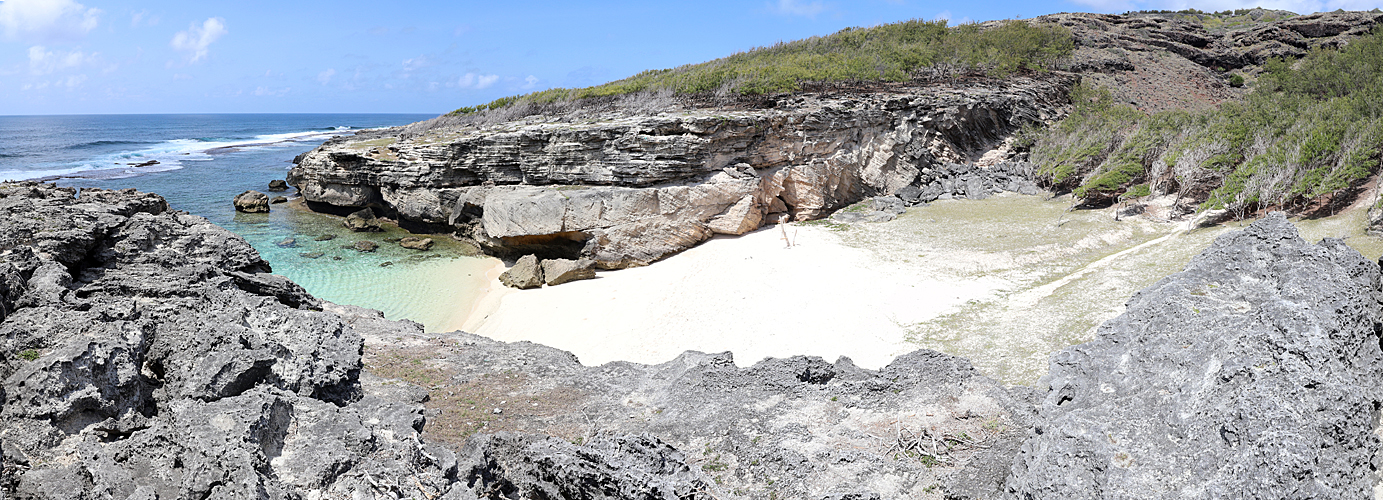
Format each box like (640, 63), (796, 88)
(0, 114), (496, 330)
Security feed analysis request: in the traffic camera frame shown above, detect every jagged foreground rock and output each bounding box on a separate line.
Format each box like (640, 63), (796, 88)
(0, 183), (459, 499)
(1005, 213), (1383, 499)
(287, 76), (1070, 268)
(366, 328), (1040, 499)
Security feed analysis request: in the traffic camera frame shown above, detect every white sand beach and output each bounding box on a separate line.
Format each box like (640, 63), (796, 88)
(445, 192), (1383, 382)
(450, 221), (1008, 370)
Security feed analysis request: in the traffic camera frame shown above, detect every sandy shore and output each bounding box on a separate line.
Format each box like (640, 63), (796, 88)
(447, 222), (1006, 369)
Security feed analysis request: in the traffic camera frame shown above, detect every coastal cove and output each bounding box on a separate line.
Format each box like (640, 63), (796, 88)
(0, 114), (500, 328)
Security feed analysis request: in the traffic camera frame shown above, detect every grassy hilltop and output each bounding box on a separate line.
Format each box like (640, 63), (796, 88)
(451, 19), (1074, 114)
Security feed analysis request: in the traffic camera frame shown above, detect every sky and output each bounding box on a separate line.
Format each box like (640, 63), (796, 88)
(2, 0), (1381, 115)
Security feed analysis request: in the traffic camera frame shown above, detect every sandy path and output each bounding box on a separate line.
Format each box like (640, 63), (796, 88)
(451, 223), (1006, 369)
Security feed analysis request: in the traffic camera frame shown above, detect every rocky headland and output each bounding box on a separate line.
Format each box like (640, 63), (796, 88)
(285, 10), (1383, 271)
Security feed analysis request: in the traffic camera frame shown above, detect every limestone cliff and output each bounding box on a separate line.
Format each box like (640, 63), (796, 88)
(288, 76), (1072, 268)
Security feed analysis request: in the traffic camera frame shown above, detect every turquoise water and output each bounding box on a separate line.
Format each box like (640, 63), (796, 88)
(1, 114), (497, 330)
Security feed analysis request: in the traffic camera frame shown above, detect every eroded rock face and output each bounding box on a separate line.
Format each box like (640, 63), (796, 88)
(1006, 212), (1383, 499)
(288, 76), (1072, 268)
(0, 182), (459, 499)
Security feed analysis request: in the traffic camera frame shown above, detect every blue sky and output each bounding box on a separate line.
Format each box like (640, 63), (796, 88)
(2, 0), (1380, 115)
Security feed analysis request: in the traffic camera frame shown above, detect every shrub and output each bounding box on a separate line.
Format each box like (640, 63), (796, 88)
(1031, 26), (1383, 214)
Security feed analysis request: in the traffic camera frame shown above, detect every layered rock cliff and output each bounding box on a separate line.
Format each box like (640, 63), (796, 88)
(288, 76), (1071, 268)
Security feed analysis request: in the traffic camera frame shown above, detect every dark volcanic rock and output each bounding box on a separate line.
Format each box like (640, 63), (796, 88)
(232, 190), (270, 213)
(460, 433), (713, 499)
(0, 182), (459, 499)
(1007, 212), (1383, 499)
(499, 254), (543, 289)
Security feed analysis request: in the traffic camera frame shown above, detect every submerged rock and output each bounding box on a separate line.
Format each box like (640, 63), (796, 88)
(270, 195), (288, 204)
(342, 208), (382, 232)
(399, 236), (434, 250)
(499, 254), (543, 289)
(352, 240), (378, 252)
(232, 190), (270, 213)
(1007, 212), (1383, 499)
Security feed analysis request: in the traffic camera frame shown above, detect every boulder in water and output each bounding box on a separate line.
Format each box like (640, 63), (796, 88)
(268, 179), (289, 191)
(233, 190), (270, 213)
(342, 209), (382, 232)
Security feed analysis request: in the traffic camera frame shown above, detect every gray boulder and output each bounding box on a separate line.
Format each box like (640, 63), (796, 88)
(499, 254), (543, 289)
(1007, 212), (1383, 499)
(270, 195), (288, 204)
(232, 190), (270, 213)
(342, 208), (382, 232)
(540, 258), (596, 286)
(352, 240), (378, 252)
(268, 179), (289, 191)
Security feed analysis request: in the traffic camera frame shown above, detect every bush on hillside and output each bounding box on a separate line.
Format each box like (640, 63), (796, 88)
(1029, 26), (1383, 215)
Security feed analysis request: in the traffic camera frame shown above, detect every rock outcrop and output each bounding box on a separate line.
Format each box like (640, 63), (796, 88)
(1042, 10), (1383, 112)
(0, 182), (459, 498)
(1006, 213), (1383, 499)
(289, 75), (1072, 268)
(232, 190), (269, 213)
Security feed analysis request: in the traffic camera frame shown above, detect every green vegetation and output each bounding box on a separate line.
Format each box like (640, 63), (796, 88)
(452, 19), (1072, 114)
(18, 349), (40, 361)
(1030, 27), (1383, 214)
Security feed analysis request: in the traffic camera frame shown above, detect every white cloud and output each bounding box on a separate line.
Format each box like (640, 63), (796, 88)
(27, 44), (95, 74)
(171, 17), (227, 64)
(454, 72), (499, 89)
(0, 0), (101, 43)
(772, 0), (826, 17)
(402, 56), (431, 72)
(317, 68), (336, 85)
(130, 9), (158, 27)
(522, 75), (538, 90)
(253, 86), (289, 97)
(60, 73), (84, 88)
